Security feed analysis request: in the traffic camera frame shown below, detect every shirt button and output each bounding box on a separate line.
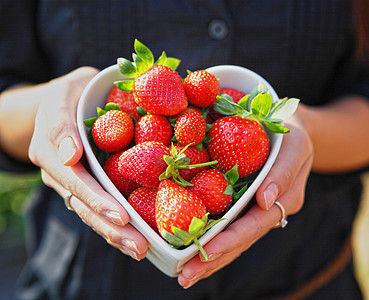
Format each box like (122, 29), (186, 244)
(208, 19), (229, 40)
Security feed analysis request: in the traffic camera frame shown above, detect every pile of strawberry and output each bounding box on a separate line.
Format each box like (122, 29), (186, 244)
(84, 40), (299, 259)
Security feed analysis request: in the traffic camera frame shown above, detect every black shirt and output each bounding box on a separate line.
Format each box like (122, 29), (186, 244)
(1, 0), (368, 299)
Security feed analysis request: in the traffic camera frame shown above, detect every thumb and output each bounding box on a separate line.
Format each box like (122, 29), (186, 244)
(54, 67), (99, 166)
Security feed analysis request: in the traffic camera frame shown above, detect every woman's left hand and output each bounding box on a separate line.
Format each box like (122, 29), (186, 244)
(178, 112), (314, 288)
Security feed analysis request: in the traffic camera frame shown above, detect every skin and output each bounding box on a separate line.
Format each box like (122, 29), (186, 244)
(1, 67), (369, 287)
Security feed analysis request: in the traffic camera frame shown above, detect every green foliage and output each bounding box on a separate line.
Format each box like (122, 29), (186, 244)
(0, 171), (41, 235)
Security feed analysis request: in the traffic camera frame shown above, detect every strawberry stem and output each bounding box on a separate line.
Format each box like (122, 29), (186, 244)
(193, 237), (209, 261)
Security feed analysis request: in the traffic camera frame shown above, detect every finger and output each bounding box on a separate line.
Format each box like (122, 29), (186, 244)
(256, 122), (313, 210)
(179, 203), (283, 288)
(42, 172), (149, 260)
(41, 164), (130, 227)
(69, 194), (147, 261)
(48, 67), (99, 166)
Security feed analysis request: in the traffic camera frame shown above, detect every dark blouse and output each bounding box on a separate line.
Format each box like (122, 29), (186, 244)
(0, 0), (368, 299)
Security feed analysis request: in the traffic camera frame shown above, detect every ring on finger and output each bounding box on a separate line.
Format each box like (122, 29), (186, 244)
(274, 201), (288, 228)
(64, 193), (74, 211)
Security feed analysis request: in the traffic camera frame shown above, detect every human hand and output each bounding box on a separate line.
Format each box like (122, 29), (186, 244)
(178, 110), (314, 288)
(28, 67), (148, 260)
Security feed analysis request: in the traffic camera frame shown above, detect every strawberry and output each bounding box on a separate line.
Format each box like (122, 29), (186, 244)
(208, 92), (299, 177)
(134, 65), (188, 115)
(208, 116), (270, 177)
(155, 179), (220, 260)
(187, 169), (234, 215)
(104, 151), (140, 197)
(106, 86), (140, 121)
(173, 143), (210, 181)
(174, 111), (206, 146)
(118, 141), (170, 188)
(128, 187), (158, 231)
(184, 70), (221, 107)
(91, 109), (134, 153)
(135, 114), (173, 146)
(115, 39), (187, 116)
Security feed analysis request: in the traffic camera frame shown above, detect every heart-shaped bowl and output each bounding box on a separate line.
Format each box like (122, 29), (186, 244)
(77, 64), (283, 277)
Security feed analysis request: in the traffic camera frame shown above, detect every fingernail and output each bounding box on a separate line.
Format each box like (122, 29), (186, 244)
(204, 252), (222, 262)
(184, 269), (206, 283)
(119, 247), (140, 261)
(122, 238), (141, 257)
(263, 183), (278, 210)
(102, 210), (126, 226)
(58, 136), (77, 165)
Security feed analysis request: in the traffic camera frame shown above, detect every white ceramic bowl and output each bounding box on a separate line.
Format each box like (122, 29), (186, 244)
(77, 64), (283, 277)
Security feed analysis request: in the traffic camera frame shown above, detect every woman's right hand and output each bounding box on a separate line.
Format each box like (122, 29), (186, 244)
(28, 67), (148, 260)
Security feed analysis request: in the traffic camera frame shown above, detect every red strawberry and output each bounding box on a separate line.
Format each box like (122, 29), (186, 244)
(134, 65), (188, 115)
(106, 86), (140, 121)
(116, 40), (187, 116)
(118, 141), (170, 188)
(174, 111), (206, 146)
(128, 187), (157, 230)
(155, 180), (222, 260)
(208, 116), (270, 177)
(207, 93), (298, 177)
(184, 70), (221, 107)
(92, 110), (134, 153)
(172, 106), (212, 124)
(173, 143), (210, 181)
(187, 169), (232, 215)
(104, 151), (141, 197)
(135, 114), (173, 146)
(156, 179), (207, 233)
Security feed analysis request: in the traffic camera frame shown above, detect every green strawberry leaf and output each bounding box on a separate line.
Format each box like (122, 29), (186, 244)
(133, 53), (148, 74)
(114, 79), (134, 92)
(117, 57), (137, 78)
(134, 39), (154, 67)
(83, 117), (97, 128)
(249, 82), (269, 109)
(155, 51), (167, 66)
(164, 57), (181, 71)
(205, 123), (213, 132)
(104, 103), (121, 111)
(223, 184), (234, 196)
(267, 97), (300, 121)
(213, 95), (241, 115)
(188, 216), (207, 236)
(164, 155), (175, 166)
(87, 128), (101, 158)
(97, 107), (106, 117)
(262, 119), (290, 133)
(225, 165), (239, 186)
(233, 183), (249, 201)
(237, 94), (250, 110)
(250, 92), (273, 118)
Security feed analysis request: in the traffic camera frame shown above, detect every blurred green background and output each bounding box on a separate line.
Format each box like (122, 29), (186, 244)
(0, 170), (41, 298)
(0, 170), (368, 298)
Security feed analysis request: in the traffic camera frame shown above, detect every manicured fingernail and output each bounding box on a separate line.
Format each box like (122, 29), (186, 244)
(263, 183), (278, 210)
(58, 136), (77, 165)
(102, 210), (125, 226)
(120, 247), (140, 261)
(204, 252), (222, 262)
(184, 269), (206, 283)
(122, 239), (141, 254)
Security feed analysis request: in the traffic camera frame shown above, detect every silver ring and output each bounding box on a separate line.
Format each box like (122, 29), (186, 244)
(64, 193), (74, 211)
(274, 201), (288, 228)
